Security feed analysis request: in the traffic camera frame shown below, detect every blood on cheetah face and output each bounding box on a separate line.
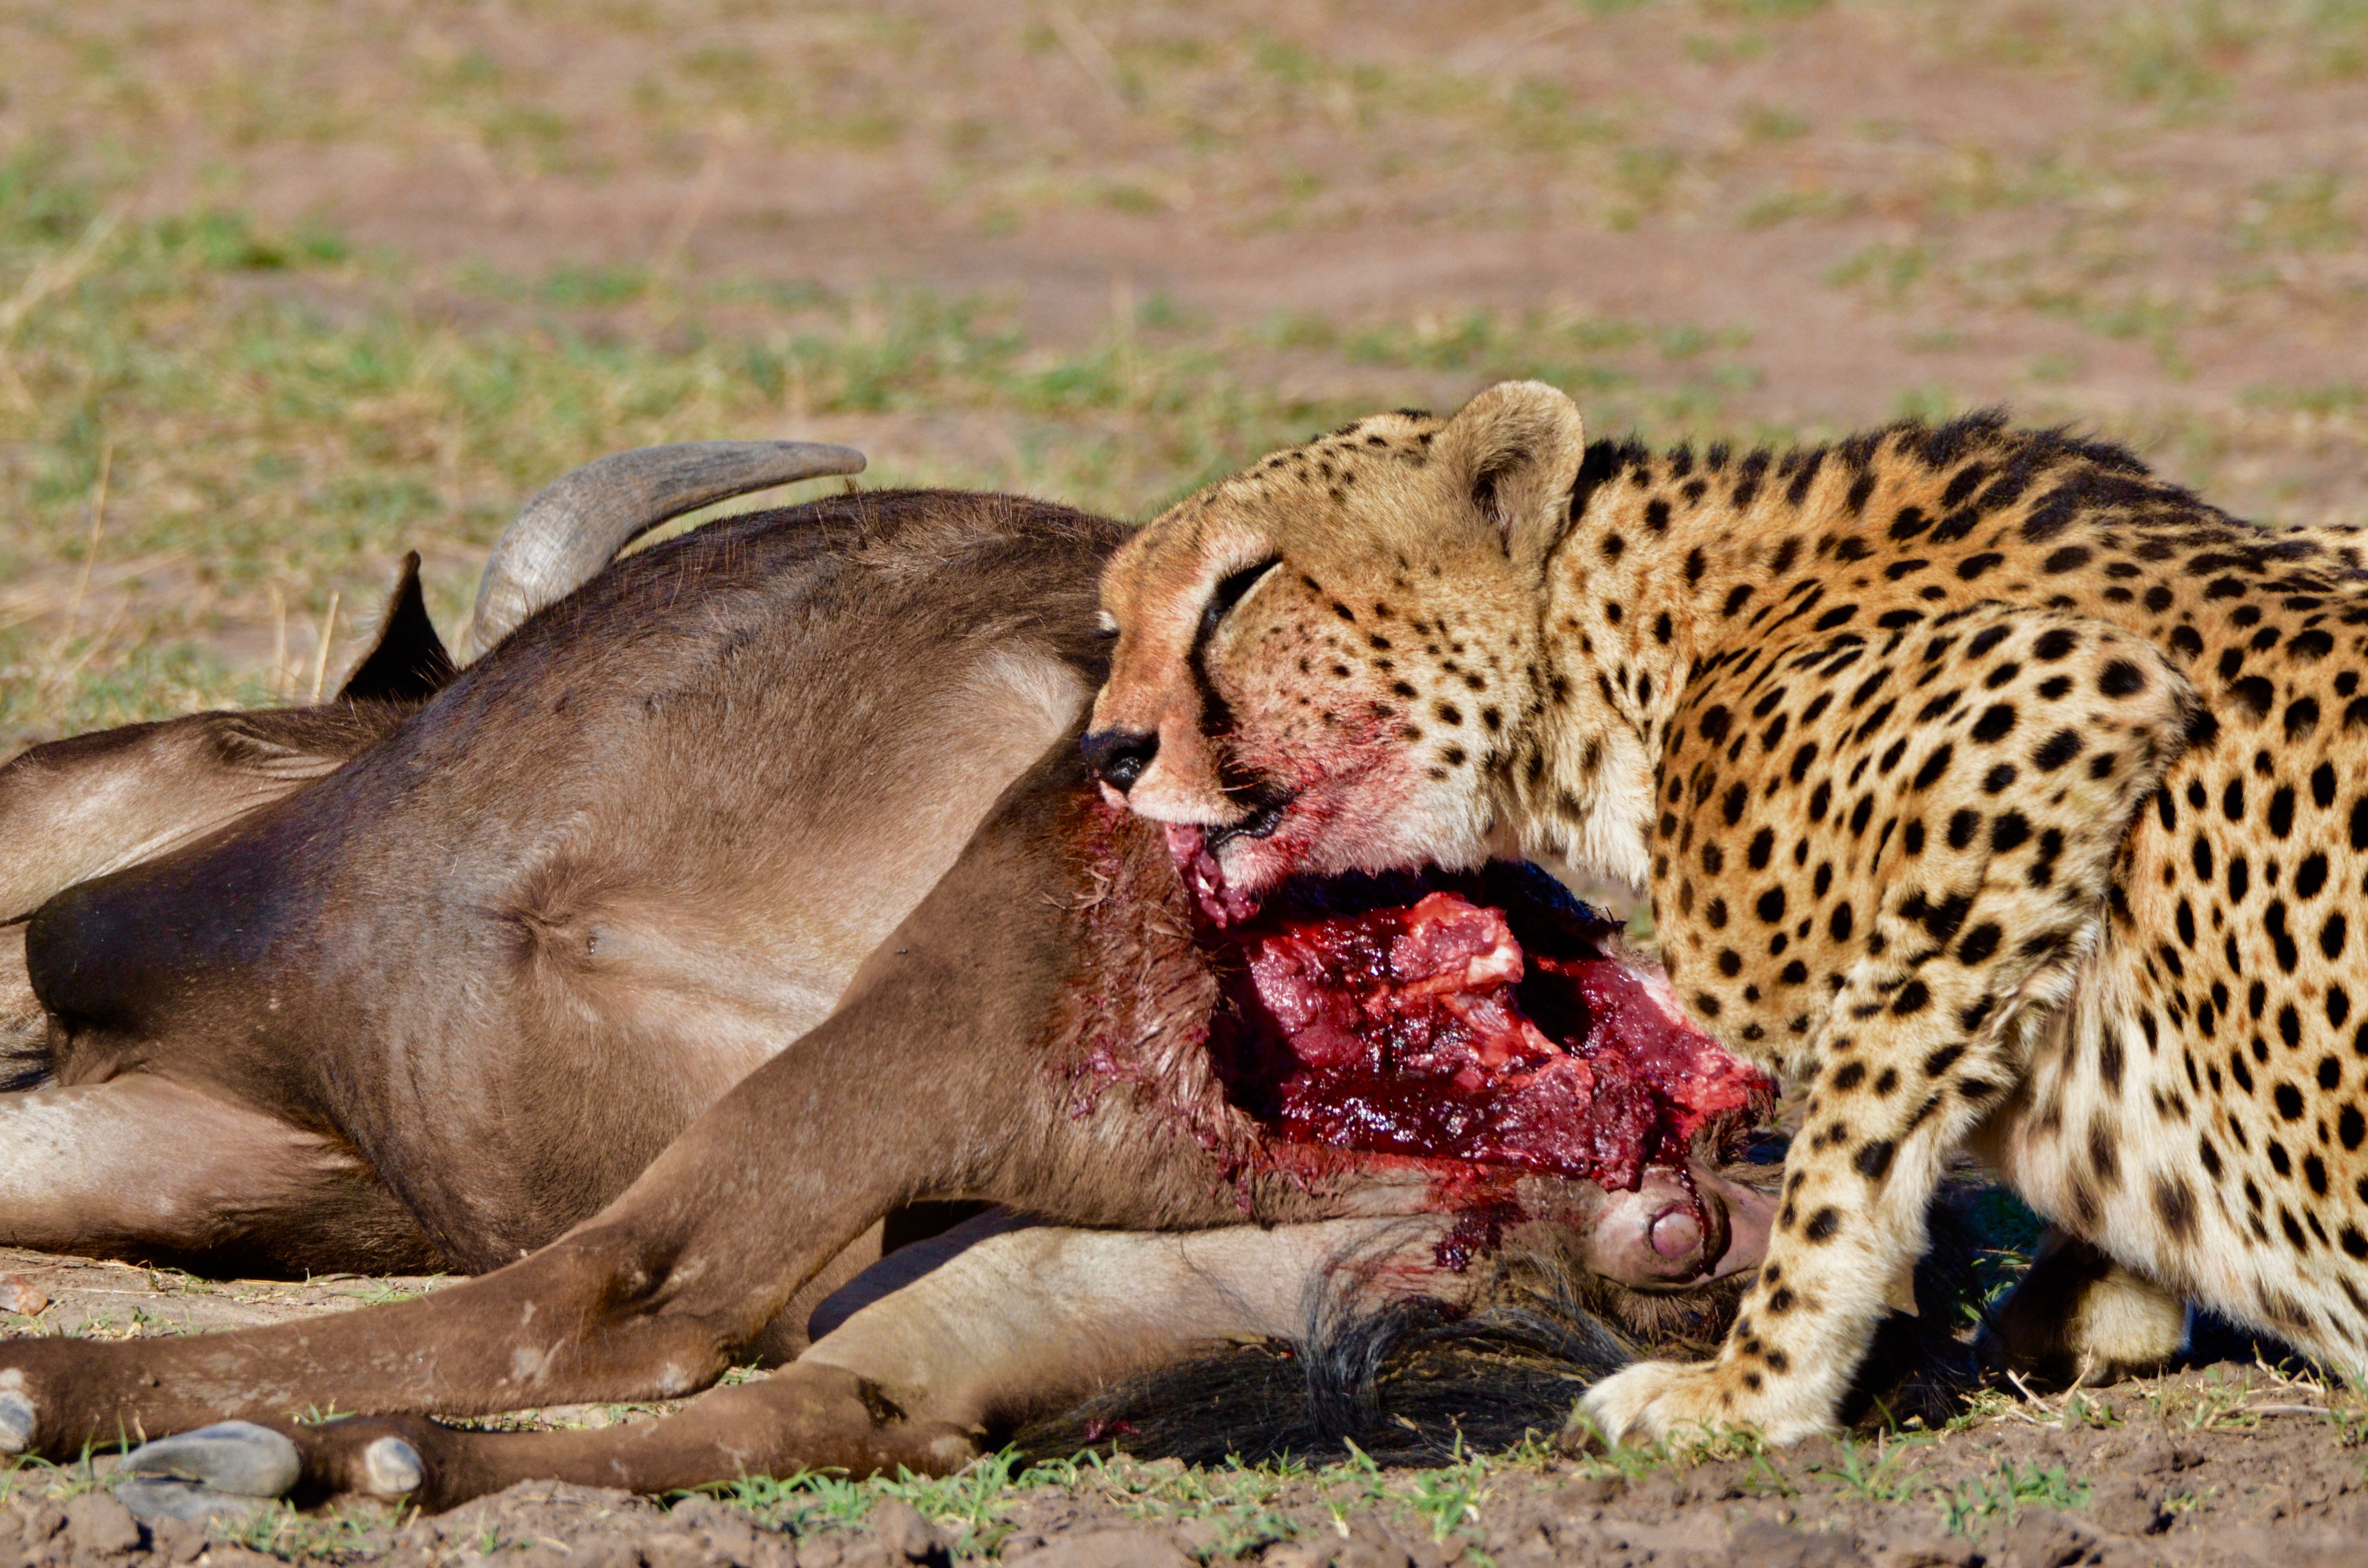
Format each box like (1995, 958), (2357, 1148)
(1089, 385), (1603, 923)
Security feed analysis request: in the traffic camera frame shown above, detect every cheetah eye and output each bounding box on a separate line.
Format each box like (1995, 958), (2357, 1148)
(1199, 556), (1282, 643)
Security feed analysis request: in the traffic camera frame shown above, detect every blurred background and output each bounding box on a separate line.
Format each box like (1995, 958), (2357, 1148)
(2, 0), (2364, 752)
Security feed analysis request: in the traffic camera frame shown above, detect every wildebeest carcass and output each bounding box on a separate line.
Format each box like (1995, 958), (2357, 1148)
(0, 441), (1897, 1514)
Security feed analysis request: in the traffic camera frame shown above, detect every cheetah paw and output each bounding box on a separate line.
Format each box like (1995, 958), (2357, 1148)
(1574, 1358), (1834, 1447)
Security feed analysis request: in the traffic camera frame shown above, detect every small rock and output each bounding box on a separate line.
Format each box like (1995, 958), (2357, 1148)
(145, 1514), (211, 1566)
(2090, 1539), (2171, 1568)
(0, 1274), (49, 1316)
(61, 1491), (144, 1557)
(669, 1495), (777, 1561)
(792, 1534), (851, 1568)
(865, 1498), (950, 1566)
(1302, 1515), (1451, 1568)
(2127, 1433), (2203, 1479)
(1560, 1474), (1628, 1507)
(642, 1534), (720, 1568)
(1726, 1518), (1868, 1568)
(2086, 1478), (2166, 1538)
(1865, 1519), (1982, 1568)
(21, 1503), (66, 1544)
(1005, 1525), (1195, 1568)
(1628, 1470), (1691, 1509)
(1690, 1459), (1754, 1501)
(2000, 1507), (2100, 1568)
(1329, 1519), (1414, 1568)
(568, 1542), (650, 1568)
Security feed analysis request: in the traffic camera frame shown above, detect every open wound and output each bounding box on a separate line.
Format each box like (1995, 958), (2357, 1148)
(1201, 863), (1770, 1192)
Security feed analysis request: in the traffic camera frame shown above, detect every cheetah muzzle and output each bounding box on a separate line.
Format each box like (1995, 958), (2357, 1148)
(1091, 378), (2368, 1443)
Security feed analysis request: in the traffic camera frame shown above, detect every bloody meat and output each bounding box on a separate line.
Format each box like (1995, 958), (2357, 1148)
(1205, 868), (1768, 1192)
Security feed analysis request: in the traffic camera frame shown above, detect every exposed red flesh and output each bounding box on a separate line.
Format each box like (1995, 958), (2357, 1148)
(1206, 880), (1769, 1194)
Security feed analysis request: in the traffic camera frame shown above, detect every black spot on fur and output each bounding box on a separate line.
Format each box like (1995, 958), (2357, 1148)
(2098, 660), (2146, 697)
(2033, 729), (2082, 772)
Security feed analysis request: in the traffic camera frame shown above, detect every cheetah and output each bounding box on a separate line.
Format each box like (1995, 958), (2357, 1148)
(1083, 380), (2368, 1443)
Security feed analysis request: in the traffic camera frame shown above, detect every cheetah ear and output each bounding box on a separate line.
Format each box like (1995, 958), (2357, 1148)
(1434, 380), (1588, 564)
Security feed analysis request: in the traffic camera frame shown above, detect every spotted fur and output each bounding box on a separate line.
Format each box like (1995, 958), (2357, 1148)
(1088, 381), (2368, 1441)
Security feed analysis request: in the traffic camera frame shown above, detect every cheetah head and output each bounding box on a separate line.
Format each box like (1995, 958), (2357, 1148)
(1089, 381), (1592, 923)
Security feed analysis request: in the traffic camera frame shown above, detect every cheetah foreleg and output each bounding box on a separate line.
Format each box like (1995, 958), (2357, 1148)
(1583, 956), (2032, 1443)
(1581, 606), (2200, 1443)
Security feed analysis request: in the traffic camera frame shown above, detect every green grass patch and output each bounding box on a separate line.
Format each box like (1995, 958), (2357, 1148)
(0, 154), (1793, 752)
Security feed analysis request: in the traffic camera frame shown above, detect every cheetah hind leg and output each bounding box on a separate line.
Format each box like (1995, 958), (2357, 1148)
(1575, 605), (2200, 1445)
(1978, 1229), (2189, 1389)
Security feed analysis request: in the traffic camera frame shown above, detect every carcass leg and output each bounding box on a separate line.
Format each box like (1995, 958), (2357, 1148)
(0, 1072), (444, 1278)
(0, 978), (1049, 1459)
(0, 710), (387, 925)
(1, 924), (45, 1090)
(137, 1214), (1468, 1511)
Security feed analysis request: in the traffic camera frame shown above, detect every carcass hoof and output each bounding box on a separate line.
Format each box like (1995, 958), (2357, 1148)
(120, 1421), (301, 1497)
(359, 1435), (424, 1498)
(114, 1478), (272, 1527)
(0, 1389), (35, 1455)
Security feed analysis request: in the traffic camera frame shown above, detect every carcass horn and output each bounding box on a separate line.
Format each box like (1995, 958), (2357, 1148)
(463, 440), (866, 661)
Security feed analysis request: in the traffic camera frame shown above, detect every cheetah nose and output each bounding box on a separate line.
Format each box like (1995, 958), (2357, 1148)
(1081, 727), (1159, 792)
(1648, 1204), (1704, 1262)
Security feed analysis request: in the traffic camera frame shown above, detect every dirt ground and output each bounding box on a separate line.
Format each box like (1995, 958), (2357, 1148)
(9, 1), (2368, 1563)
(15, 1407), (2368, 1568)
(5, 1248), (2368, 1567)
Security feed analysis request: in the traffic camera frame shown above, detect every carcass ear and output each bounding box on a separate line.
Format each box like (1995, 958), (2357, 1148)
(1434, 380), (1588, 564)
(338, 552), (457, 704)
